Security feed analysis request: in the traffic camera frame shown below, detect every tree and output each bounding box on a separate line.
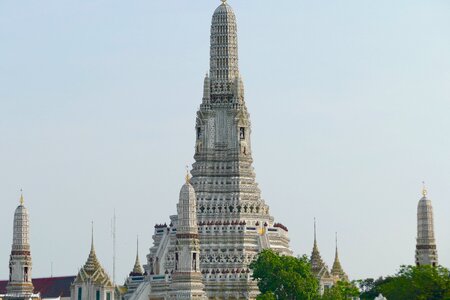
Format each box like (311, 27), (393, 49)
(321, 281), (359, 300)
(359, 265), (450, 300)
(357, 278), (375, 295)
(250, 249), (320, 300)
(256, 292), (276, 300)
(358, 277), (390, 300)
(379, 265), (450, 300)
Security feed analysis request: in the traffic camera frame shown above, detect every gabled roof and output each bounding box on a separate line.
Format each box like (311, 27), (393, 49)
(310, 219), (331, 280)
(310, 239), (331, 279)
(74, 242), (113, 287)
(330, 249), (348, 281)
(0, 276), (76, 298)
(330, 233), (348, 282)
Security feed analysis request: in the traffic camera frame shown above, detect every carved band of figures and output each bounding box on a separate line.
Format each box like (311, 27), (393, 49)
(11, 251), (31, 256)
(416, 244), (437, 250)
(176, 233), (199, 239)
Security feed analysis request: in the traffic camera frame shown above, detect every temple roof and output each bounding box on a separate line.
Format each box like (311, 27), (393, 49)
(74, 229), (113, 287)
(310, 241), (331, 279)
(310, 220), (331, 279)
(330, 234), (348, 281)
(0, 276), (76, 298)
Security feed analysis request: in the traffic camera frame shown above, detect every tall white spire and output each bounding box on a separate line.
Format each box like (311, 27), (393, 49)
(147, 2), (292, 298)
(209, 0), (239, 82)
(415, 183), (438, 266)
(169, 174), (206, 299)
(6, 192), (35, 298)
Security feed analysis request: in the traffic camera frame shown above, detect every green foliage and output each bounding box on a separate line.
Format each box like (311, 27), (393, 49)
(250, 249), (320, 300)
(321, 281), (359, 300)
(256, 292), (277, 300)
(359, 265), (450, 300)
(380, 265), (450, 300)
(358, 277), (387, 300)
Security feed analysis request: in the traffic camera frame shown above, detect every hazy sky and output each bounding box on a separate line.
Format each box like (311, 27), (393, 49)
(1, 0), (449, 283)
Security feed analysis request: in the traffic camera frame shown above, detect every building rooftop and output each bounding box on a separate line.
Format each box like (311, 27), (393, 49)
(0, 276), (76, 298)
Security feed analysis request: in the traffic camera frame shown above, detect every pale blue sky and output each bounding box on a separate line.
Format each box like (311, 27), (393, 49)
(0, 0), (449, 282)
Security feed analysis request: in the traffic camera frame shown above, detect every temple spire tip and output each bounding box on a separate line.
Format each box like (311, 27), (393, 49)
(313, 218), (317, 242)
(185, 165), (191, 183)
(422, 181), (428, 197)
(136, 235), (139, 257)
(90, 221), (95, 252)
(19, 189), (24, 205)
(335, 232), (339, 255)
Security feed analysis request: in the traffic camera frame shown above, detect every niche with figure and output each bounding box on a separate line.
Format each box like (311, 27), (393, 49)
(239, 127), (245, 140)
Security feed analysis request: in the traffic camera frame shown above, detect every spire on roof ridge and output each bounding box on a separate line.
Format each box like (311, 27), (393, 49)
(332, 232), (341, 268)
(313, 217), (319, 250)
(314, 218), (317, 242)
(310, 218), (328, 277)
(331, 232), (348, 281)
(335, 232), (338, 257)
(86, 222), (99, 268)
(130, 238), (144, 276)
(131, 236), (144, 276)
(75, 225), (113, 287)
(90, 221), (95, 253)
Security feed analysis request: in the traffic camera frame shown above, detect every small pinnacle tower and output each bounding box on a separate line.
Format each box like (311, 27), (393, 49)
(5, 193), (37, 300)
(124, 238), (145, 300)
(415, 184), (438, 266)
(131, 237), (144, 276)
(169, 174), (206, 299)
(330, 233), (348, 282)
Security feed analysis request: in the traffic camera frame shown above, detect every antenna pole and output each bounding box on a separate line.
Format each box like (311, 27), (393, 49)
(112, 210), (117, 286)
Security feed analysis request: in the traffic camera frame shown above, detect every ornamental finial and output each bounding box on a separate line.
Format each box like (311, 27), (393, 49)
(335, 232), (338, 253)
(221, 0), (227, 3)
(136, 235), (139, 256)
(185, 165), (191, 183)
(19, 189), (24, 205)
(91, 221), (95, 252)
(422, 181), (428, 197)
(313, 217), (317, 242)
